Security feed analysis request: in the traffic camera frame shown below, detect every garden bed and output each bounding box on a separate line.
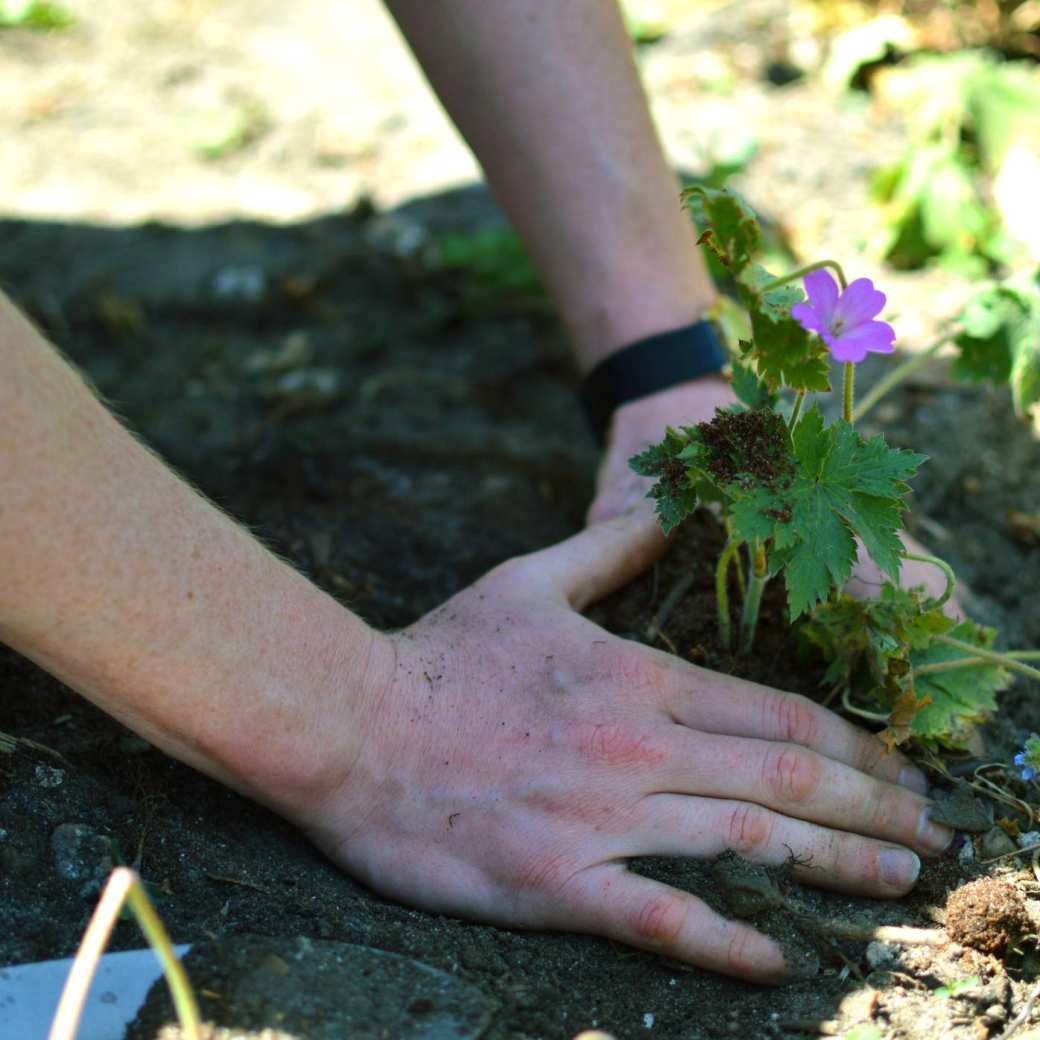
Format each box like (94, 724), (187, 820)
(1, 189), (1039, 1038)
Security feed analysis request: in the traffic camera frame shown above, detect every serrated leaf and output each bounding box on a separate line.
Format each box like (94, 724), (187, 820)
(728, 407), (923, 617)
(910, 621), (1011, 746)
(746, 308), (831, 394)
(730, 360), (777, 411)
(682, 186), (760, 274)
(629, 427), (703, 535)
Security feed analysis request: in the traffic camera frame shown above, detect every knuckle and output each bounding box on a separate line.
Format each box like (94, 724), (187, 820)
(575, 721), (666, 768)
(761, 747), (822, 805)
(856, 733), (889, 777)
(512, 849), (576, 896)
(632, 893), (687, 946)
(599, 650), (660, 696)
(867, 784), (909, 837)
(485, 556), (530, 590)
(767, 692), (821, 748)
(726, 803), (774, 857)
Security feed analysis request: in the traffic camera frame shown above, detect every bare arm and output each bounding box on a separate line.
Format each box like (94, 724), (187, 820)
(384, 0), (732, 520)
(0, 296), (380, 815)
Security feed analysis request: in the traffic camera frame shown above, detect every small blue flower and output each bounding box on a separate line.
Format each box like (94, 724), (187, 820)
(1015, 751), (1037, 782)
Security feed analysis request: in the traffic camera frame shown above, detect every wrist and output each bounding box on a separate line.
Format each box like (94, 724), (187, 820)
(580, 319), (729, 445)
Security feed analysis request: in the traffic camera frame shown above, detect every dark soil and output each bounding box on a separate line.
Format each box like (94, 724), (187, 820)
(2, 188), (1040, 1040)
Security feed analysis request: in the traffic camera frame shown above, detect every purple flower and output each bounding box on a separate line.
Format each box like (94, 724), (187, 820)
(1015, 751), (1036, 782)
(791, 270), (896, 364)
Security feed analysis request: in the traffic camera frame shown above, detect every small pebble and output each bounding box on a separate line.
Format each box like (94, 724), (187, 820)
(1017, 830), (1040, 849)
(865, 941), (898, 969)
(35, 765), (65, 788)
(50, 823), (114, 896)
(978, 826), (1018, 861)
(642, 1013), (654, 1029)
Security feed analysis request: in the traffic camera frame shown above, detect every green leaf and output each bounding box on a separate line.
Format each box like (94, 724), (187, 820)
(910, 621), (1011, 746)
(733, 266), (831, 394)
(0, 0), (72, 28)
(934, 975), (981, 1000)
(729, 407), (924, 617)
(953, 280), (1040, 416)
(682, 186), (760, 274)
(730, 361), (777, 411)
(629, 427), (703, 536)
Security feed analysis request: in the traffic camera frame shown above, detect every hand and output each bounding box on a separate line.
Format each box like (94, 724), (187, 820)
(298, 512), (950, 983)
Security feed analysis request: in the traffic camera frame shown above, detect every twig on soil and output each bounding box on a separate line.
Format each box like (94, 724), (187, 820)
(979, 842), (1040, 865)
(1001, 979), (1040, 1039)
(795, 914), (945, 947)
(0, 728), (68, 763)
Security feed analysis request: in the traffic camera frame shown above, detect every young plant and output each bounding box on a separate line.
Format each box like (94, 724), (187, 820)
(633, 186), (1040, 752)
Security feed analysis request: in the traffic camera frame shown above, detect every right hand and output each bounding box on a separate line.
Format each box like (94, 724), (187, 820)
(297, 512), (952, 983)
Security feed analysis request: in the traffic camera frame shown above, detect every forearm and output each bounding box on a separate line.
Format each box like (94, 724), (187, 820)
(386, 0), (716, 370)
(0, 296), (381, 814)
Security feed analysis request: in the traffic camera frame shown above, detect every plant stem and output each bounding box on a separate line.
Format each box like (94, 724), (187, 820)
(935, 634), (1040, 684)
(852, 334), (954, 423)
(739, 541), (768, 655)
(759, 259), (848, 292)
(788, 390), (806, 430)
(841, 686), (889, 723)
(715, 540), (741, 652)
(914, 652), (1040, 677)
(902, 552), (956, 610)
(843, 361), (855, 423)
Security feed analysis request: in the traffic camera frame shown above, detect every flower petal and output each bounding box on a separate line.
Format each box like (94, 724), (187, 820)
(828, 336), (869, 364)
(803, 269), (839, 325)
(830, 320), (895, 363)
(790, 301), (828, 335)
(836, 278), (887, 328)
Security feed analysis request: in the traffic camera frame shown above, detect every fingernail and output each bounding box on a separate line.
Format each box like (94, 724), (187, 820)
(879, 847), (921, 890)
(898, 766), (929, 795)
(918, 810), (955, 854)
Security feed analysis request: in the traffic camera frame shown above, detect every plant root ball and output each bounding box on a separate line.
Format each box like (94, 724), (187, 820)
(944, 877), (1029, 956)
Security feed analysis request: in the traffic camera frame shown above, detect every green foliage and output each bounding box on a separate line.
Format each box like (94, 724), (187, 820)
(630, 186), (1033, 754)
(934, 976), (981, 999)
(871, 51), (1040, 269)
(629, 426), (701, 536)
(952, 278), (1040, 418)
(801, 586), (1008, 750)
(728, 406), (924, 617)
(0, 0), (72, 28)
(730, 361), (777, 411)
(910, 621), (1010, 745)
(681, 186), (760, 275)
(431, 228), (544, 305)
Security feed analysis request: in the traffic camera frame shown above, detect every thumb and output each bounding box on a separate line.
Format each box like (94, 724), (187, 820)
(529, 509), (666, 611)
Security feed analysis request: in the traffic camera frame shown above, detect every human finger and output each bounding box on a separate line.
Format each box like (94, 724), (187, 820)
(626, 793), (921, 898)
(564, 863), (791, 983)
(652, 728), (953, 858)
(507, 509), (666, 610)
(657, 662), (928, 794)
